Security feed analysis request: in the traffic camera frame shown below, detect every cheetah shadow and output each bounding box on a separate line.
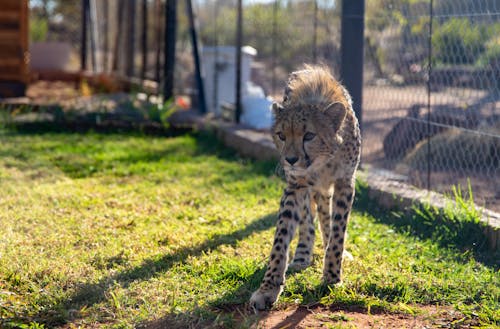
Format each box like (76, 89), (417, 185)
(32, 213), (276, 327)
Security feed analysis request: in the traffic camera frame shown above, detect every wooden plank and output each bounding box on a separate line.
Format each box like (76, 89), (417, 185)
(0, 45), (21, 58)
(0, 0), (28, 92)
(0, 68), (22, 79)
(0, 58), (22, 67)
(0, 30), (19, 42)
(0, 0), (22, 11)
(0, 74), (23, 81)
(0, 11), (20, 22)
(20, 0), (28, 83)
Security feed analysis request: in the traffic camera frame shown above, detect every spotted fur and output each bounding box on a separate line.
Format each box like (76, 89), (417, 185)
(250, 65), (361, 311)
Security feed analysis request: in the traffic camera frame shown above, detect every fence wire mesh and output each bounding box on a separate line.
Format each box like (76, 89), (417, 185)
(29, 0), (82, 72)
(194, 0), (500, 211)
(363, 0), (500, 211)
(193, 0), (341, 98)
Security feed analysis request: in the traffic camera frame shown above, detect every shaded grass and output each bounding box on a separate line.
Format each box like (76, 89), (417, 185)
(0, 129), (498, 328)
(354, 180), (499, 267)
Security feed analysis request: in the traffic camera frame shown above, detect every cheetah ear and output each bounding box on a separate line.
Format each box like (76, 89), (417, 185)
(271, 102), (284, 116)
(323, 102), (346, 132)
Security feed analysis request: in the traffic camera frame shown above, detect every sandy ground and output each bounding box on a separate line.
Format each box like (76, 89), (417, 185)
(252, 304), (475, 329)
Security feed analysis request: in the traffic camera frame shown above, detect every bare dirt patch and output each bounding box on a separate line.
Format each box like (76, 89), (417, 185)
(252, 304), (475, 329)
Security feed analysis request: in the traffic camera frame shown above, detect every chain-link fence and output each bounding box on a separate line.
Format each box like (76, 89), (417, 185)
(363, 0), (500, 212)
(29, 0), (82, 72)
(194, 0), (500, 211)
(194, 0), (340, 99)
(29, 0), (164, 82)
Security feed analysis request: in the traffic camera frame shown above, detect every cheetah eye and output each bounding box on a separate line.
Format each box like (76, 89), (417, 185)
(303, 132), (316, 142)
(277, 132), (286, 141)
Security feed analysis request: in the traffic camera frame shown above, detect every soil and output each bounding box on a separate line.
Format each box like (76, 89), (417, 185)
(139, 303), (477, 329)
(250, 304), (476, 329)
(26, 80), (82, 104)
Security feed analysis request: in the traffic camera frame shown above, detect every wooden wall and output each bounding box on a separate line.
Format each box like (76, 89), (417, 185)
(0, 0), (29, 98)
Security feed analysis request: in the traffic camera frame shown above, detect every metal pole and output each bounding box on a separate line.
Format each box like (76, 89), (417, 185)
(186, 0), (207, 113)
(103, 0), (109, 72)
(154, 0), (162, 84)
(212, 0), (219, 114)
(81, 0), (89, 71)
(272, 0), (278, 96)
(126, 0), (136, 78)
(163, 0), (177, 101)
(235, 0), (243, 123)
(426, 0), (434, 191)
(141, 0), (148, 81)
(112, 1), (125, 73)
(340, 0), (365, 130)
(313, 0), (318, 64)
(89, 0), (99, 72)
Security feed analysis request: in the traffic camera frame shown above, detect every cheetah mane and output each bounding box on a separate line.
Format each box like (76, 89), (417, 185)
(285, 64), (350, 109)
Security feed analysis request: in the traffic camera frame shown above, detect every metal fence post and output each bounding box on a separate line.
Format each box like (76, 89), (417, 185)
(272, 1), (278, 96)
(103, 1), (109, 72)
(313, 0), (318, 64)
(141, 0), (148, 81)
(340, 0), (365, 130)
(154, 0), (162, 84)
(112, 1), (126, 73)
(81, 0), (89, 71)
(235, 0), (243, 123)
(426, 0), (434, 191)
(126, 0), (136, 78)
(186, 0), (207, 113)
(163, 0), (177, 101)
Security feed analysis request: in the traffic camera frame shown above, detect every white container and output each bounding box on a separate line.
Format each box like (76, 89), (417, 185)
(30, 42), (72, 71)
(240, 96), (273, 130)
(201, 46), (257, 116)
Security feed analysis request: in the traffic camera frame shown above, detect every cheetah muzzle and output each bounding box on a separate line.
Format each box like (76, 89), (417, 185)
(249, 65), (361, 312)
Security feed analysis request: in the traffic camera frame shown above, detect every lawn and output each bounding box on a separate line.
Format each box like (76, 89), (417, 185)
(0, 129), (498, 328)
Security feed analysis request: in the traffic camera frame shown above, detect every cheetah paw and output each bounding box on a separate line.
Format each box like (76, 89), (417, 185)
(249, 286), (282, 312)
(322, 274), (343, 286)
(288, 259), (312, 271)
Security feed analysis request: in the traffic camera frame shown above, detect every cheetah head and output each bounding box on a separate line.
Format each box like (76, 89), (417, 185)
(272, 101), (346, 184)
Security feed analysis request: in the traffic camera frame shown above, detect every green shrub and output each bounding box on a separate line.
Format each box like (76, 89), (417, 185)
(477, 38), (500, 69)
(30, 17), (48, 42)
(432, 18), (486, 65)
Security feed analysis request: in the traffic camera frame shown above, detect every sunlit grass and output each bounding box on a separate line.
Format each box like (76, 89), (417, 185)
(0, 130), (498, 328)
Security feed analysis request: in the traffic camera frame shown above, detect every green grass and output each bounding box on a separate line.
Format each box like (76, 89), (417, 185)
(0, 129), (498, 328)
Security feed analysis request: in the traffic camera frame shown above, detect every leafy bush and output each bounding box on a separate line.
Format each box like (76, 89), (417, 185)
(30, 17), (48, 42)
(432, 18), (487, 65)
(477, 37), (500, 69)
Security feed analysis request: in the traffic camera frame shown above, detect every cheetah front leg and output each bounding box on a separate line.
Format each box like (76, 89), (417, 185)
(289, 190), (315, 271)
(250, 187), (304, 311)
(322, 178), (354, 284)
(314, 191), (332, 251)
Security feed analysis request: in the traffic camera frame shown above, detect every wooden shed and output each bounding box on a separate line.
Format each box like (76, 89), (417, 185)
(0, 0), (29, 98)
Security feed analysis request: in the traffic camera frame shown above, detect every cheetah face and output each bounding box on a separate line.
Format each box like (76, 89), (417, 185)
(272, 102), (346, 183)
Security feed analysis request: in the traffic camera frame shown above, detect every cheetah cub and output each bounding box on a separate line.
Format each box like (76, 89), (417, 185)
(250, 65), (361, 311)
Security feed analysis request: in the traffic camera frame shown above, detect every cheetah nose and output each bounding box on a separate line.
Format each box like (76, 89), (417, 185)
(285, 156), (299, 165)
